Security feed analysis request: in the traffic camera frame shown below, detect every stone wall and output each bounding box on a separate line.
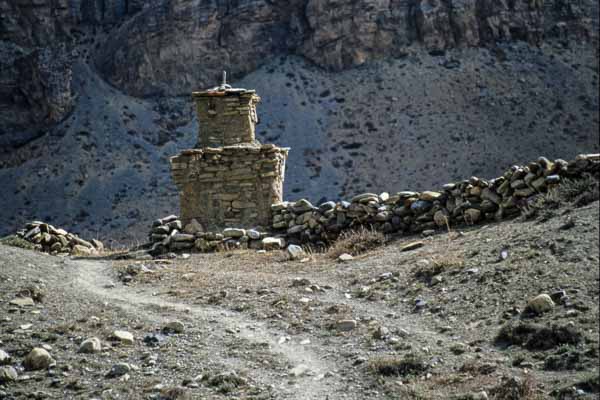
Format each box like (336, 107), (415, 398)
(271, 154), (600, 245)
(193, 91), (260, 148)
(170, 144), (288, 231)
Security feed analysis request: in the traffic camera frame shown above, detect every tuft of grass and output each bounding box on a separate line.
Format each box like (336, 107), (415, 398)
(327, 226), (386, 259)
(490, 375), (541, 400)
(0, 235), (37, 250)
(368, 353), (429, 377)
(495, 323), (582, 351)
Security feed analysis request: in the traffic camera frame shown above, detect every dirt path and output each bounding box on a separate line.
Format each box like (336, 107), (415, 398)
(75, 259), (337, 400)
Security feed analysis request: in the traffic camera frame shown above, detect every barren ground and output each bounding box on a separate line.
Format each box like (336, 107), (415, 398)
(0, 201), (598, 399)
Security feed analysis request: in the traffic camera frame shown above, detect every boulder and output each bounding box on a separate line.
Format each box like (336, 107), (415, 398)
(23, 348), (55, 371)
(526, 294), (555, 315)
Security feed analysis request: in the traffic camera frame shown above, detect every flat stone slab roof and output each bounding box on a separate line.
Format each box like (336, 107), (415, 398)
(192, 87), (257, 98)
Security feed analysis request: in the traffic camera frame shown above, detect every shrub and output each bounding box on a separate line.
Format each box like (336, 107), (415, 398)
(555, 173), (599, 205)
(0, 235), (36, 250)
(368, 354), (429, 377)
(519, 173), (599, 219)
(495, 323), (582, 351)
(327, 226), (386, 259)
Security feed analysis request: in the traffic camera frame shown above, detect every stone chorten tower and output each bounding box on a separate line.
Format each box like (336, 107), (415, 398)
(170, 74), (289, 231)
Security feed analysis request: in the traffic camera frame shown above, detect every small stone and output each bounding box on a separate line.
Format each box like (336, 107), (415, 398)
(91, 239), (104, 252)
(0, 350), (10, 365)
(143, 333), (167, 347)
(107, 363), (131, 378)
(172, 234), (195, 242)
(163, 321), (185, 334)
(72, 244), (93, 256)
(471, 391), (489, 400)
(183, 219), (204, 234)
(318, 201), (336, 212)
(23, 348), (55, 371)
(526, 294), (555, 315)
(464, 208), (482, 224)
(401, 241), (424, 252)
(9, 297), (34, 307)
(336, 320), (358, 332)
(430, 275), (443, 286)
(223, 228), (246, 238)
(373, 325), (390, 340)
(550, 290), (567, 303)
(415, 299), (427, 310)
(78, 337), (102, 354)
(262, 237), (285, 250)
(289, 364), (311, 377)
(112, 330), (135, 345)
(338, 253), (354, 262)
(246, 229), (261, 240)
(287, 245), (305, 260)
(434, 211), (449, 227)
(419, 191), (443, 201)
(0, 366), (18, 383)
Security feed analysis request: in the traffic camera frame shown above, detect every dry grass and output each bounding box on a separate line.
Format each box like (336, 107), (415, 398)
(490, 375), (541, 400)
(368, 354), (429, 377)
(520, 173), (599, 219)
(327, 226), (386, 259)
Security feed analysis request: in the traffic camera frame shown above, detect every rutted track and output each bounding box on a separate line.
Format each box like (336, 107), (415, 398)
(75, 259), (335, 400)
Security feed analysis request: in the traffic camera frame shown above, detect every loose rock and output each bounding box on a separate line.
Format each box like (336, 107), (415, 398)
(78, 337), (102, 354)
(23, 348), (55, 371)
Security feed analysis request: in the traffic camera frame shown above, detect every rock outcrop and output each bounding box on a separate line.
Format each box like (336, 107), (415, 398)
(1, 0), (596, 137)
(96, 0), (597, 97)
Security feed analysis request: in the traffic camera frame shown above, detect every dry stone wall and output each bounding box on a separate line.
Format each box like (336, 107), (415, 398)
(13, 221), (103, 256)
(271, 154), (600, 245)
(151, 153), (598, 256)
(170, 144), (288, 231)
(193, 91), (260, 148)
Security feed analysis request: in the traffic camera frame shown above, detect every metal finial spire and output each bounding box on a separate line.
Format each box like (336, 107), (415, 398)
(222, 71), (227, 86)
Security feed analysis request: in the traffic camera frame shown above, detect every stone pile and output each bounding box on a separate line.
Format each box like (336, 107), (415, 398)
(148, 215), (286, 255)
(16, 222), (103, 256)
(271, 154), (600, 245)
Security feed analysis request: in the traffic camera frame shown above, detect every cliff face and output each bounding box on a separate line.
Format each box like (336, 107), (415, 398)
(0, 0), (145, 146)
(1, 0), (595, 133)
(95, 0), (596, 97)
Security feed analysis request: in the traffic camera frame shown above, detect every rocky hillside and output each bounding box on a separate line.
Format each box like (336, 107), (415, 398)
(0, 0), (598, 242)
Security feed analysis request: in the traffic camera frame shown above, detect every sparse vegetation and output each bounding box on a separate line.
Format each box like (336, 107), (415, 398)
(368, 354), (429, 377)
(327, 226), (386, 259)
(495, 323), (582, 351)
(490, 375), (541, 400)
(0, 235), (36, 250)
(520, 173), (600, 219)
